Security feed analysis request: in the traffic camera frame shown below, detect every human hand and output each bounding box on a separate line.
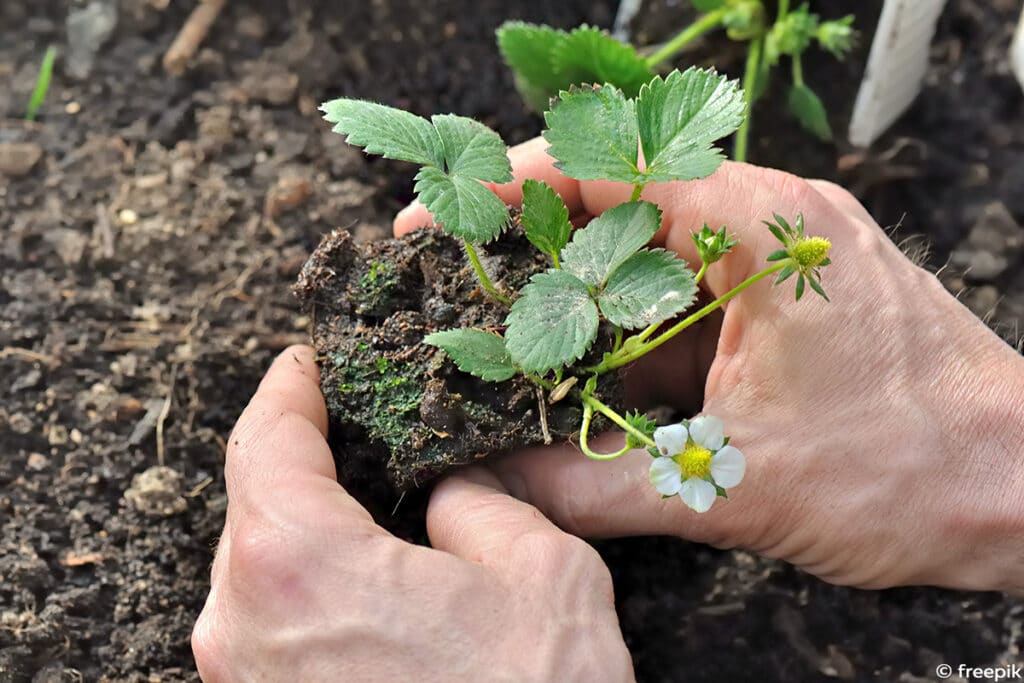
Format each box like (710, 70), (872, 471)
(395, 138), (1024, 592)
(192, 346), (633, 682)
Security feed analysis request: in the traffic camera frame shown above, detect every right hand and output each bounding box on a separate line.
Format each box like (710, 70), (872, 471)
(396, 138), (1024, 591)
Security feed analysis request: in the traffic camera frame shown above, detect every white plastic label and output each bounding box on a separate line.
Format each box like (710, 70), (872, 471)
(848, 0), (949, 147)
(1012, 5), (1024, 91)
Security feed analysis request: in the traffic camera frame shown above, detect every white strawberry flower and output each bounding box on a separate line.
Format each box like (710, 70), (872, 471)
(648, 416), (745, 513)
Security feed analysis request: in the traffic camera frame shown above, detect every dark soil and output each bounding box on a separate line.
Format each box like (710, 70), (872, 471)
(1, 1), (1021, 681)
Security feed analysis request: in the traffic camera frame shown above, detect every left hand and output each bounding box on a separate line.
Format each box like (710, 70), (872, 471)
(192, 345), (633, 682)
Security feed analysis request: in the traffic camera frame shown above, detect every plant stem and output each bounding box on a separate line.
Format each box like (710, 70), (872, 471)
(552, 252), (561, 269)
(734, 36), (763, 163)
(25, 46), (57, 122)
(636, 321), (662, 344)
(578, 402), (633, 460)
(581, 392), (657, 449)
(777, 0), (791, 21)
(629, 184), (644, 202)
(463, 240), (511, 305)
(588, 261), (787, 373)
(644, 8), (728, 68)
(791, 52), (805, 86)
(694, 261), (709, 285)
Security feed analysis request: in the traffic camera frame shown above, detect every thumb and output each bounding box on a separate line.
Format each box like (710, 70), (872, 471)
(427, 466), (593, 570)
(484, 431), (757, 549)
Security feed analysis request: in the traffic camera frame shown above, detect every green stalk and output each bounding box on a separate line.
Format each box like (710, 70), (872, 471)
(693, 261), (709, 285)
(644, 8), (728, 69)
(733, 36), (763, 163)
(26, 46), (57, 122)
(581, 393), (656, 449)
(578, 402), (634, 460)
(463, 241), (511, 305)
(791, 52), (805, 86)
(777, 0), (791, 20)
(588, 261), (787, 373)
(629, 184), (644, 202)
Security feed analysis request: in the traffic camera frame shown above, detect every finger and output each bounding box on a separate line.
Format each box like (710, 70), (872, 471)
(225, 345), (340, 509)
(806, 179), (876, 226)
(393, 137), (584, 237)
(487, 436), (751, 547)
(427, 466), (589, 570)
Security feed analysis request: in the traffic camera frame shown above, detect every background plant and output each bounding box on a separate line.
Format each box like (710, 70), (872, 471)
(497, 0), (856, 162)
(322, 66), (832, 509)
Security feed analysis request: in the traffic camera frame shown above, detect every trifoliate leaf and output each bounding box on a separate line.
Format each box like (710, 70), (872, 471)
(521, 179), (572, 259)
(321, 99), (443, 168)
(543, 85), (640, 184)
(424, 328), (517, 382)
(414, 167), (508, 243)
(496, 22), (569, 112)
(561, 201), (662, 288)
(625, 410), (657, 449)
(636, 68), (745, 183)
(787, 84), (832, 141)
(504, 270), (600, 373)
(553, 26), (654, 99)
(599, 249), (697, 329)
(431, 114), (512, 183)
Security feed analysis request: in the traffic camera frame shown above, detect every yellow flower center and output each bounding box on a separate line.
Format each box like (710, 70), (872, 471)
(790, 237), (831, 269)
(673, 443), (712, 480)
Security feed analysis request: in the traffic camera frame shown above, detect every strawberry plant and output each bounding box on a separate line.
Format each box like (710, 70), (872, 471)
(320, 67), (833, 511)
(497, 0), (856, 162)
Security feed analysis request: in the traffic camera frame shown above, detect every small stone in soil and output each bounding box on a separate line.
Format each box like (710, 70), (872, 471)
(124, 465), (188, 516)
(0, 142), (43, 177)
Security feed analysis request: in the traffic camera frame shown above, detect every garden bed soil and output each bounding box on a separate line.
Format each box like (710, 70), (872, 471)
(1, 1), (1022, 681)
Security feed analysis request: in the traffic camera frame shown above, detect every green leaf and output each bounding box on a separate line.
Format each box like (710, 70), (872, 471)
(553, 26), (654, 99)
(504, 270), (600, 373)
(521, 179), (572, 258)
(808, 276), (830, 301)
(413, 167), (508, 243)
(424, 328), (517, 382)
(795, 273), (806, 300)
(788, 84), (832, 141)
(496, 22), (569, 112)
(636, 68), (746, 183)
(561, 201), (662, 287)
(692, 0), (725, 10)
(321, 98), (443, 168)
(599, 249), (697, 329)
(543, 85), (640, 184)
(431, 114), (512, 183)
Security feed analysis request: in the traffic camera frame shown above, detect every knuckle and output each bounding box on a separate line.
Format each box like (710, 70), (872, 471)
(224, 516), (297, 596)
(192, 610), (230, 683)
(762, 168), (820, 210)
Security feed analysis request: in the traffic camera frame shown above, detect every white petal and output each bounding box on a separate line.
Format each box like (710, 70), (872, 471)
(653, 424), (688, 456)
(649, 457), (683, 496)
(688, 415), (724, 451)
(710, 445), (746, 489)
(678, 477), (717, 513)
